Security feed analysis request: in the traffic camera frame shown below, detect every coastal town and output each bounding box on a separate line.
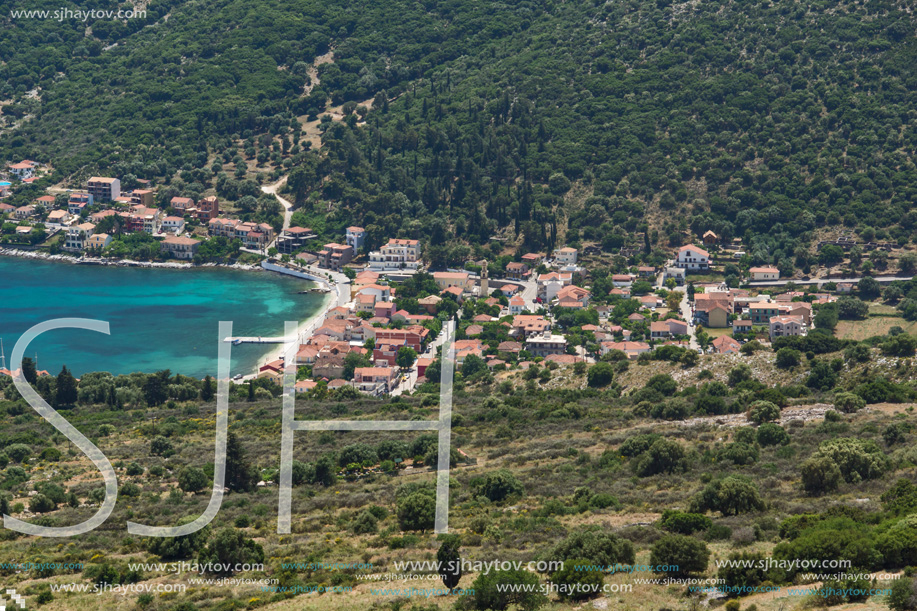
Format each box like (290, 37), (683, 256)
(3, 160), (915, 398)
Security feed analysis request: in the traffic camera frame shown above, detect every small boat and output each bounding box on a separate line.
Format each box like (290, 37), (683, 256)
(232, 339), (243, 345)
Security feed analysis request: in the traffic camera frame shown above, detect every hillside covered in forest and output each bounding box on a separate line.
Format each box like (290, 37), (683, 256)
(1, 0), (916, 264)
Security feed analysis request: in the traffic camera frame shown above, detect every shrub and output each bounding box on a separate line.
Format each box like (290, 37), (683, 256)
(472, 568), (546, 611)
(727, 364), (753, 387)
(351, 509), (379, 535)
(834, 392), (866, 413)
(773, 518), (880, 573)
(756, 423), (790, 446)
(716, 551), (770, 593)
(619, 434), (660, 457)
(550, 559), (604, 601)
(813, 438), (890, 483)
(877, 515), (917, 569)
(197, 528), (265, 576)
(806, 360), (839, 391)
(800, 456), (842, 495)
(178, 467), (208, 493)
(29, 494), (55, 513)
(691, 476), (765, 516)
(645, 374), (677, 396)
(634, 439), (688, 476)
(338, 443), (378, 468)
(718, 442), (759, 466)
(817, 574), (872, 605)
(376, 440), (410, 462)
(775, 347), (802, 369)
(476, 469), (524, 502)
(884, 422), (909, 446)
(39, 447), (61, 462)
(888, 575), (917, 611)
(550, 529), (635, 567)
(586, 362), (614, 387)
(98, 424), (116, 437)
(747, 400), (780, 424)
(882, 479), (917, 515)
(734, 427), (756, 445)
(397, 492), (435, 532)
(148, 518), (211, 560)
(150, 437), (174, 457)
(649, 534), (710, 577)
(651, 399), (692, 420)
(6, 444), (31, 463)
(660, 510), (712, 535)
(125, 462), (144, 476)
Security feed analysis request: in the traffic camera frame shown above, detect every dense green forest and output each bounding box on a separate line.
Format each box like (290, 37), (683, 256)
(2, 0), (916, 267)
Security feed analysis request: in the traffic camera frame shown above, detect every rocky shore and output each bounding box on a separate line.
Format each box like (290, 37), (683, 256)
(0, 247), (262, 271)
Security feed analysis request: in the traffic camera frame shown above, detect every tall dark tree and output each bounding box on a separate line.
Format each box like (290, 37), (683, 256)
(201, 375), (215, 402)
(225, 432), (257, 492)
(437, 534), (463, 588)
(55, 365), (78, 407)
(20, 357), (37, 384)
(143, 370), (171, 407)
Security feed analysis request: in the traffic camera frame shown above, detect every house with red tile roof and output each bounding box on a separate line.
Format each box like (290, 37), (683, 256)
(712, 335), (741, 354)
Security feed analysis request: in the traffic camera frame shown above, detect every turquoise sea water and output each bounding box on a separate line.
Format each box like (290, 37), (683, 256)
(0, 257), (323, 378)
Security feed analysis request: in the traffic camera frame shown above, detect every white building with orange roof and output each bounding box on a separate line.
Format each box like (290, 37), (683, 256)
(368, 238), (421, 271)
(674, 244), (710, 271)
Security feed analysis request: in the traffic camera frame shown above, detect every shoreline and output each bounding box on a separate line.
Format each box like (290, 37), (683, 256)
(247, 287), (337, 379)
(0, 247), (263, 271)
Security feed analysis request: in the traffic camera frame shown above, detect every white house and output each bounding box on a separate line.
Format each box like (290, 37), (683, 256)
(509, 295), (525, 315)
(554, 247), (578, 266)
(161, 216), (186, 234)
(8, 161), (35, 181)
(749, 266), (780, 281)
(674, 244), (710, 271)
(63, 222), (95, 252)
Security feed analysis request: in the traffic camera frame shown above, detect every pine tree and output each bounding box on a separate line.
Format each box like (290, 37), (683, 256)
(437, 534), (463, 588)
(55, 365), (78, 407)
(201, 375), (214, 401)
(225, 432), (257, 492)
(20, 357), (37, 384)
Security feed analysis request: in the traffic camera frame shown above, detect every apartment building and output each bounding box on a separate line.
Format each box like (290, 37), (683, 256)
(160, 236), (199, 260)
(63, 222), (95, 252)
(277, 226), (315, 255)
(197, 196), (219, 221)
(368, 238), (420, 271)
(525, 333), (568, 357)
(769, 315), (807, 340)
(130, 189), (154, 207)
(318, 242), (354, 270)
(346, 226), (366, 252)
(87, 177), (121, 202)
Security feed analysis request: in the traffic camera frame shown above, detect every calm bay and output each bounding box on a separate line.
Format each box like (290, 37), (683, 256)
(0, 256), (323, 378)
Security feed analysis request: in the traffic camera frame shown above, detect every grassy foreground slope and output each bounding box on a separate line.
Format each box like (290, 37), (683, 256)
(1, 344), (917, 609)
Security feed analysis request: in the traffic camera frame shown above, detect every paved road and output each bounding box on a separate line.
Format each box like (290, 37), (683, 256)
(261, 175), (293, 231)
(748, 275), (914, 287)
(679, 291), (700, 351)
(391, 326), (451, 396)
